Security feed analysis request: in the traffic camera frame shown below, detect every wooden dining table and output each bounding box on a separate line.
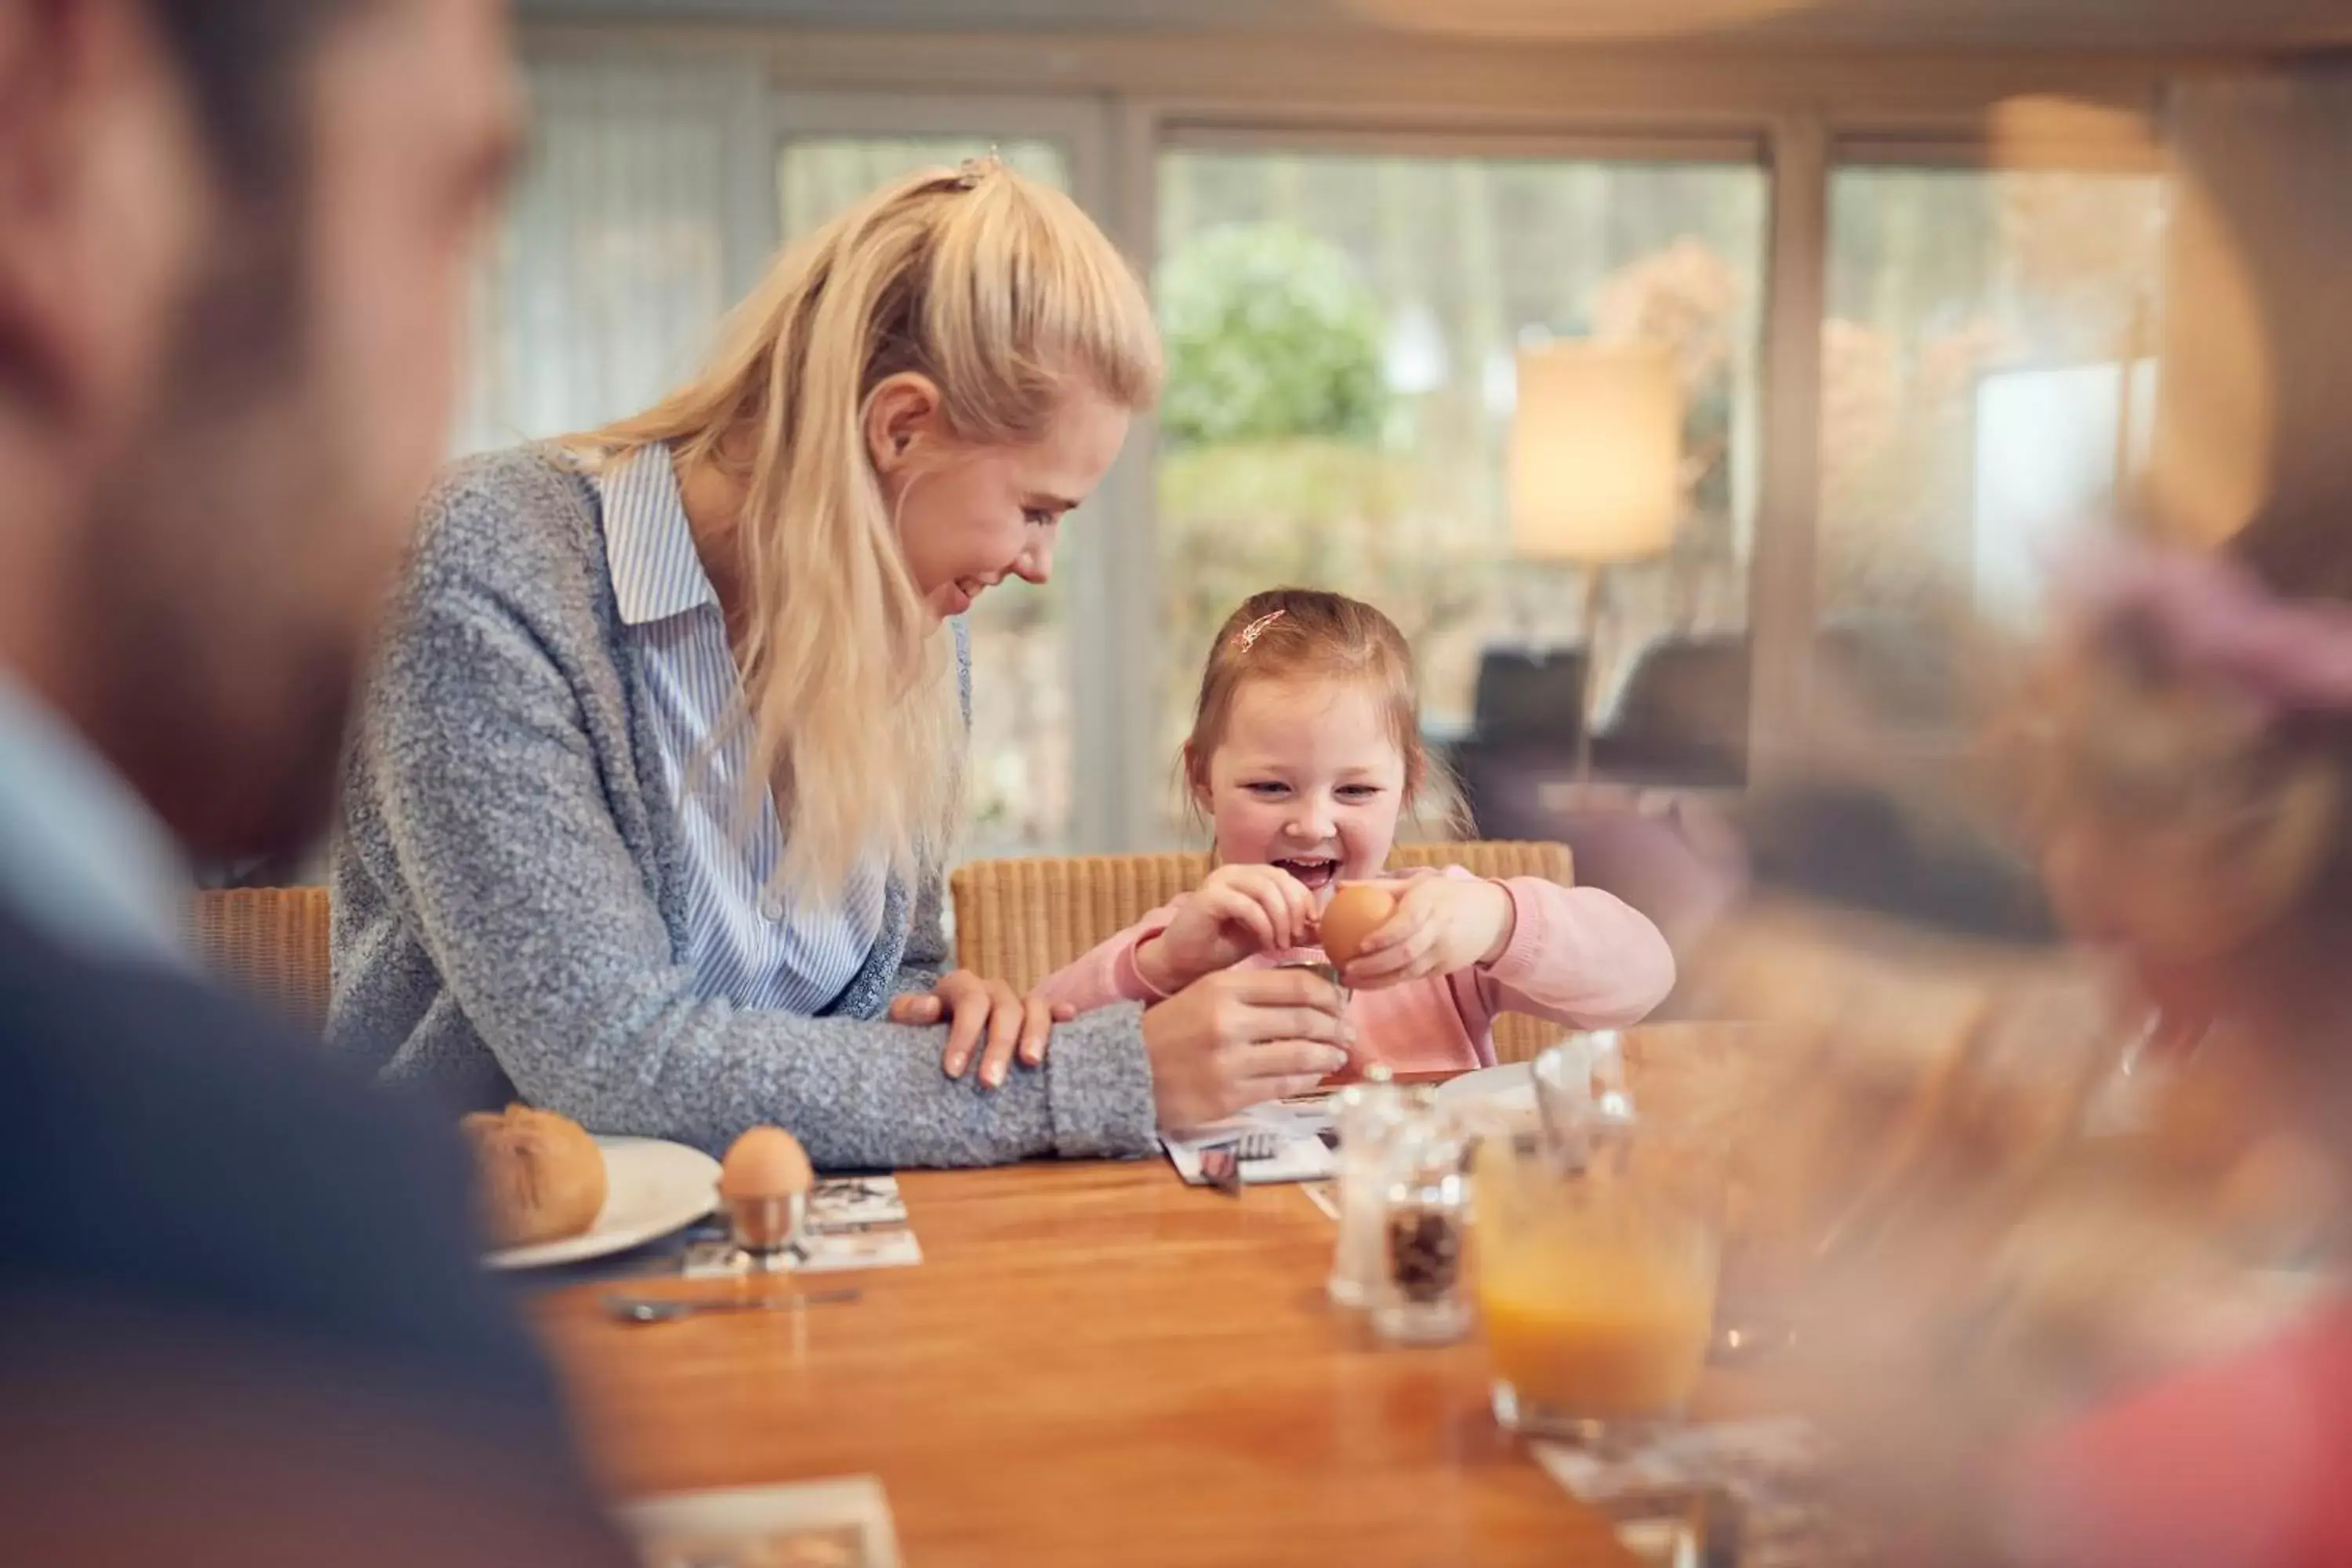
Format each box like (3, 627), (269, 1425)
(532, 1158), (1657, 1566)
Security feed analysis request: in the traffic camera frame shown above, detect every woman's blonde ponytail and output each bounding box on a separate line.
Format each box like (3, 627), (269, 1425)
(569, 162), (1160, 907)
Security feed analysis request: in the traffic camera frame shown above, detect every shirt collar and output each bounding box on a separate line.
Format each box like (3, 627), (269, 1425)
(598, 442), (720, 627)
(0, 670), (189, 967)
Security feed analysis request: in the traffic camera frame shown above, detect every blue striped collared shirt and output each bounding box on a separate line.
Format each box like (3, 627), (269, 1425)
(597, 445), (885, 1013)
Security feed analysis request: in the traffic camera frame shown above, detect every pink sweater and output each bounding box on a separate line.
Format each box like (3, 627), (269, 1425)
(1033, 868), (1676, 1076)
(1998, 1299), (2352, 1568)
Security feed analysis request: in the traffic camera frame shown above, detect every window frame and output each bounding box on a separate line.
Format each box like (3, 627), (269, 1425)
(505, 21), (2180, 841)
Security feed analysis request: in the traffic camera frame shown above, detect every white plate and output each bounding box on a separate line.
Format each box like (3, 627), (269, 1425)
(485, 1135), (720, 1271)
(1433, 1060), (1535, 1121)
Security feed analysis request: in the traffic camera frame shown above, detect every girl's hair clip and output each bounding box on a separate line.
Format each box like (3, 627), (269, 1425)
(1232, 609), (1285, 652)
(2063, 538), (2352, 720)
(952, 151), (1001, 191)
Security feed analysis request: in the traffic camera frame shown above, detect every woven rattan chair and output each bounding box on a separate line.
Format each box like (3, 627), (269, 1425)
(949, 840), (1576, 1065)
(185, 886), (333, 1037)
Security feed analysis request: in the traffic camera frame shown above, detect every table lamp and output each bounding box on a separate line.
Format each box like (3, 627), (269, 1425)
(1508, 338), (1683, 775)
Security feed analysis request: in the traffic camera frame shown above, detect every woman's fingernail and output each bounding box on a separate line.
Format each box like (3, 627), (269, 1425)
(985, 1062), (1005, 1087)
(1323, 1048), (1350, 1072)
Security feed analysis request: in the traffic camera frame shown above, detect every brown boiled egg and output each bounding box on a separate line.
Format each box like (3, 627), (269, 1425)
(720, 1125), (813, 1202)
(1319, 882), (1400, 967)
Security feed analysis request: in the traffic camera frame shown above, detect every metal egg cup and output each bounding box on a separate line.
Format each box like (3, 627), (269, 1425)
(721, 1189), (811, 1272)
(1276, 956), (1352, 1010)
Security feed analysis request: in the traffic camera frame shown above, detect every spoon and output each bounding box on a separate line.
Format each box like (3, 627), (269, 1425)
(601, 1287), (862, 1324)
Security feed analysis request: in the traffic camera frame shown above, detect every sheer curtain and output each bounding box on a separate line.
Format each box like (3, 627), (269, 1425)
(205, 60), (771, 886)
(455, 57), (773, 456)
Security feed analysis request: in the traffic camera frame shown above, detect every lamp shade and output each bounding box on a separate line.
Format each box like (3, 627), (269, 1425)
(1509, 339), (1683, 564)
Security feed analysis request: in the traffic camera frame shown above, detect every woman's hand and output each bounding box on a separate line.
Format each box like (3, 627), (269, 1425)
(888, 970), (1075, 1089)
(1135, 863), (1319, 995)
(1340, 877), (1515, 991)
(1142, 967), (1353, 1129)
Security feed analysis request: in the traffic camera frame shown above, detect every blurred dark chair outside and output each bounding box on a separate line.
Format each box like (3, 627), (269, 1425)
(1450, 618), (1965, 821)
(1443, 619), (1979, 978)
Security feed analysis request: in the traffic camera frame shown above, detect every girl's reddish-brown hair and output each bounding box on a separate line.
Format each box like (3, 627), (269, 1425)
(1181, 588), (1465, 833)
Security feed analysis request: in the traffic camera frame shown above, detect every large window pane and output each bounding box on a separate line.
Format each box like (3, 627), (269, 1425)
(782, 136), (1076, 858)
(1156, 148), (1768, 825)
(1820, 165), (2168, 730)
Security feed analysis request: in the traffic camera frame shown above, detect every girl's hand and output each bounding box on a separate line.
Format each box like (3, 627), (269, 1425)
(889, 970), (1076, 1089)
(1136, 863), (1319, 995)
(1339, 877), (1515, 990)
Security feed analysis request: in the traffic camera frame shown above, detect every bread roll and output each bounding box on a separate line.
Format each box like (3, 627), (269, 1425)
(462, 1104), (607, 1248)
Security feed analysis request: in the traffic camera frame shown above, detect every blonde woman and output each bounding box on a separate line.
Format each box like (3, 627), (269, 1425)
(331, 163), (1352, 1164)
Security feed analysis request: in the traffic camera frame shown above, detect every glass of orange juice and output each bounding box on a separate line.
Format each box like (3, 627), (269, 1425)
(1473, 1039), (1723, 1439)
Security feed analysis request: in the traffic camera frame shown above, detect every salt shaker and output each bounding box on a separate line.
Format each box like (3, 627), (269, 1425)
(1370, 1105), (1473, 1346)
(1327, 1065), (1404, 1308)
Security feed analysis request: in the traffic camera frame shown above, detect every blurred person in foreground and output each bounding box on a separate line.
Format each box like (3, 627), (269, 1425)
(0, 2), (631, 1563)
(1675, 512), (2352, 1568)
(1983, 513), (2352, 1567)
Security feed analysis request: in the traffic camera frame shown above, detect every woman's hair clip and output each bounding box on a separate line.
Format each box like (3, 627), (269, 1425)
(952, 151), (1001, 191)
(1232, 609), (1285, 652)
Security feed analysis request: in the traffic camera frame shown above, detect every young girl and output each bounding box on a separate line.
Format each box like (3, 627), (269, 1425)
(1035, 589), (1676, 1075)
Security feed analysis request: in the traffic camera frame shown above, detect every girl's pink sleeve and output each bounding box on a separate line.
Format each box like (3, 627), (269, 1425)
(1471, 877), (1676, 1029)
(1029, 902), (1185, 1014)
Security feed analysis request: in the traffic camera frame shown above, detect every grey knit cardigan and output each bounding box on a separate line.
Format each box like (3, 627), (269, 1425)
(328, 447), (1158, 1167)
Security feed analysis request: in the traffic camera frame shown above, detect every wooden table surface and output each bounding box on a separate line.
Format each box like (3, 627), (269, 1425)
(533, 1160), (1640, 1566)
